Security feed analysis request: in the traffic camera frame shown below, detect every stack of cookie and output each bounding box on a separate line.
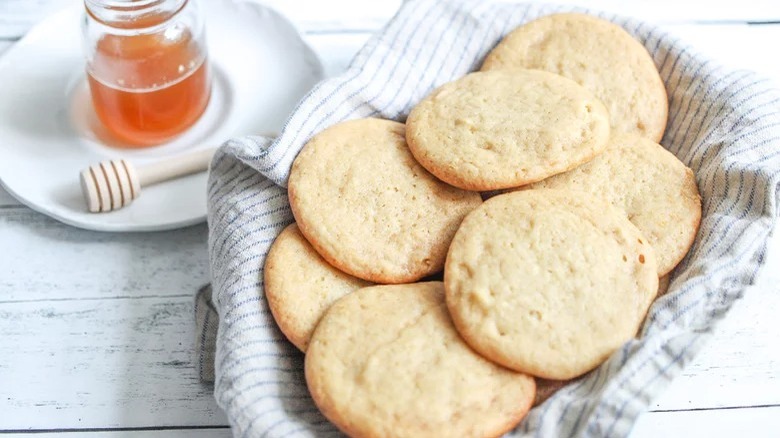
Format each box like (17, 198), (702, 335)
(264, 13), (701, 437)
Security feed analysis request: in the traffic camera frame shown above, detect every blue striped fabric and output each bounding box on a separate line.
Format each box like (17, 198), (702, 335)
(204, 0), (780, 436)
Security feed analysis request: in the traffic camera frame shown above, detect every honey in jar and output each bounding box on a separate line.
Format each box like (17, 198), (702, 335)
(83, 0), (211, 147)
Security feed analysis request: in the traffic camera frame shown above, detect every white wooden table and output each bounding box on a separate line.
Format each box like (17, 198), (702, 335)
(1, 1), (779, 436)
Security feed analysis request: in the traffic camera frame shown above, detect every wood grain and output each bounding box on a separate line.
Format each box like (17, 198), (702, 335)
(651, 243), (780, 411)
(0, 210), (210, 303)
(2, 0), (780, 41)
(0, 207), (775, 432)
(0, 295), (227, 429)
(634, 406), (780, 438)
(2, 430), (232, 437)
(663, 24), (780, 83)
(1, 0), (780, 436)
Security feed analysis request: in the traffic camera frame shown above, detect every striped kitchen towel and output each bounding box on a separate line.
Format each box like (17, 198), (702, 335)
(201, 0), (780, 436)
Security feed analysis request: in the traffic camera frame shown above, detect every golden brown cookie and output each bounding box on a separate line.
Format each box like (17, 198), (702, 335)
(522, 132), (701, 275)
(288, 118), (482, 283)
(482, 13), (668, 142)
(306, 282), (536, 438)
(445, 189), (658, 380)
(264, 223), (372, 351)
(406, 69), (610, 191)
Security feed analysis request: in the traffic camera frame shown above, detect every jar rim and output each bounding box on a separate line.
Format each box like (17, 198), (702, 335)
(84, 0), (188, 28)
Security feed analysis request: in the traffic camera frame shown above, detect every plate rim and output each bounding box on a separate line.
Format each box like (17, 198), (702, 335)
(0, 0), (325, 232)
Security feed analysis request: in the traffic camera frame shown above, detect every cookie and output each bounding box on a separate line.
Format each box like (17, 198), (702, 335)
(288, 118), (482, 283)
(305, 282), (536, 438)
(522, 132), (701, 275)
(535, 275), (672, 406)
(445, 189), (658, 380)
(406, 69), (610, 191)
(264, 223), (372, 352)
(481, 13), (668, 142)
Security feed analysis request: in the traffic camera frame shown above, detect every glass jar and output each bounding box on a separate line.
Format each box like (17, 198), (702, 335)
(82, 0), (211, 148)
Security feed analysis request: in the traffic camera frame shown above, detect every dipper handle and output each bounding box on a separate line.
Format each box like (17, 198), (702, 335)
(80, 147), (217, 213)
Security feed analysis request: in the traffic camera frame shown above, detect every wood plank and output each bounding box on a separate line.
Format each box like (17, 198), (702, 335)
(264, 0), (780, 25)
(261, 0), (400, 34)
(2, 428), (231, 437)
(2, 0), (779, 41)
(650, 232), (780, 411)
(1, 2), (779, 434)
(6, 406), (779, 438)
(538, 0), (780, 23)
(4, 5), (779, 79)
(0, 210), (210, 302)
(632, 406), (780, 438)
(300, 24), (780, 87)
(0, 296), (228, 429)
(662, 24), (780, 83)
(0, 231), (775, 431)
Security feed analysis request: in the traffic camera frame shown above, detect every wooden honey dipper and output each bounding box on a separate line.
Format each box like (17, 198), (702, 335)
(80, 147), (217, 213)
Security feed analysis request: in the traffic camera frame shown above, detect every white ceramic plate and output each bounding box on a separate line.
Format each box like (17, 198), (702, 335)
(0, 0), (324, 232)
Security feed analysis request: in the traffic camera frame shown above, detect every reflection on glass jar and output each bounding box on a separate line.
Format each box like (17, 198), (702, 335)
(82, 0), (211, 148)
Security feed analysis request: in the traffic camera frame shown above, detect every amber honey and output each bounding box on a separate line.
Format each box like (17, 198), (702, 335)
(84, 0), (211, 147)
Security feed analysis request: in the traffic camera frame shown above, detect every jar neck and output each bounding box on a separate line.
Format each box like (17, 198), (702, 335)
(84, 0), (188, 29)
